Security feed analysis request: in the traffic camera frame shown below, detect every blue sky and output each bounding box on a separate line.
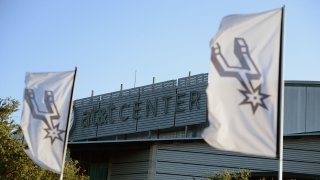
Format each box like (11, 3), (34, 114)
(0, 0), (319, 121)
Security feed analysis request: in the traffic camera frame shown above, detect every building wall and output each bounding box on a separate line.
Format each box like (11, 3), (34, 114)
(69, 74), (208, 141)
(109, 149), (150, 180)
(71, 137), (320, 180)
(154, 137), (320, 179)
(283, 137), (320, 176)
(284, 82), (320, 134)
(68, 76), (320, 179)
(69, 77), (320, 143)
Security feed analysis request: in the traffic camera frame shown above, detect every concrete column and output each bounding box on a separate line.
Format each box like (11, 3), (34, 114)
(147, 144), (158, 180)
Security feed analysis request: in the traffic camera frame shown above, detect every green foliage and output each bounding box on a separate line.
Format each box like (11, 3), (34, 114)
(195, 169), (251, 180)
(0, 97), (19, 122)
(210, 169), (250, 180)
(63, 159), (89, 180)
(0, 97), (89, 180)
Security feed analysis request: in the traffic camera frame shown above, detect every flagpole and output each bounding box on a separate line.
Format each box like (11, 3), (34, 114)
(60, 67), (77, 180)
(277, 6), (285, 180)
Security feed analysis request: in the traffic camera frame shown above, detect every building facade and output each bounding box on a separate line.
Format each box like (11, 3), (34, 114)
(68, 74), (320, 179)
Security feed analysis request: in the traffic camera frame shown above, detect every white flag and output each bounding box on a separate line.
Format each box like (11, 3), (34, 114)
(202, 8), (283, 157)
(20, 71), (75, 173)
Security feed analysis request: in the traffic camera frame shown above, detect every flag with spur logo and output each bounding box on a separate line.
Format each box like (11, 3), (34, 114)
(202, 8), (283, 157)
(20, 70), (76, 173)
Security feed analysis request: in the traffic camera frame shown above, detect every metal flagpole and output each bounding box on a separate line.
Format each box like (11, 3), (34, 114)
(60, 67), (77, 180)
(277, 6), (285, 180)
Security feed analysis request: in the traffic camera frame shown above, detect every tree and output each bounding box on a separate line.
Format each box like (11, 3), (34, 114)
(0, 97), (89, 179)
(195, 169), (251, 180)
(209, 169), (251, 180)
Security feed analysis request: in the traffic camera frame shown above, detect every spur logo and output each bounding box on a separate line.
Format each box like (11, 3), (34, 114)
(211, 38), (270, 114)
(25, 89), (65, 144)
